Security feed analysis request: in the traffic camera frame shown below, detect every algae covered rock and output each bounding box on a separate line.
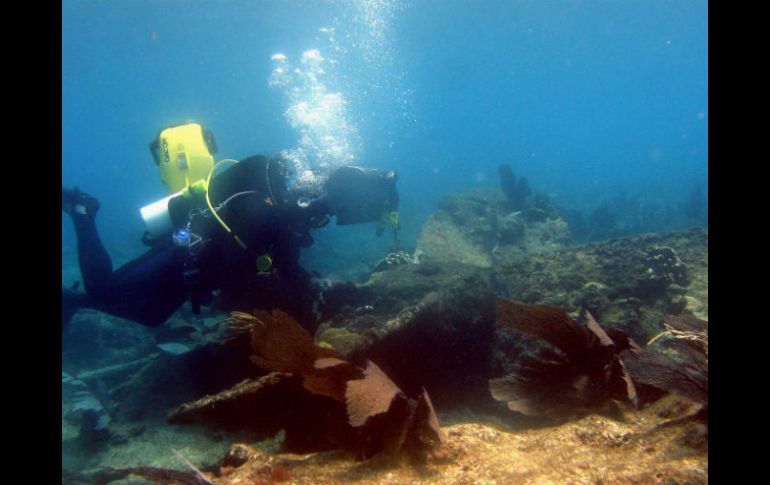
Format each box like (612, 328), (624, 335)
(417, 211), (494, 267)
(314, 324), (361, 355)
(301, 260), (500, 408)
(492, 228), (708, 341)
(416, 188), (571, 268)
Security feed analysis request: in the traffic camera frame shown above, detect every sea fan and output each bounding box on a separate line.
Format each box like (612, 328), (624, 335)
(489, 298), (638, 418)
(622, 314), (708, 410)
(205, 309), (444, 459)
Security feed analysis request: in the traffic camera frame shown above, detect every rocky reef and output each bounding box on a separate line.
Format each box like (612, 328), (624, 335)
(411, 184), (707, 340)
(490, 228), (707, 341)
(61, 181), (708, 484)
(416, 187), (570, 267)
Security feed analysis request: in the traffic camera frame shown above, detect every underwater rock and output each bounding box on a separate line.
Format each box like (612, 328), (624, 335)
(417, 211), (494, 267)
(290, 261), (502, 412)
(62, 309), (157, 372)
(62, 373), (113, 445)
(636, 245), (690, 295)
(415, 187), (706, 342)
(341, 263), (498, 408)
(417, 188), (569, 268)
(493, 227), (708, 341)
(110, 337), (255, 423)
(314, 324), (361, 355)
(496, 210), (525, 243)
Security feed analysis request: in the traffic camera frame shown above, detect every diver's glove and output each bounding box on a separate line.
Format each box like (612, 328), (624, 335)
(62, 187), (100, 218)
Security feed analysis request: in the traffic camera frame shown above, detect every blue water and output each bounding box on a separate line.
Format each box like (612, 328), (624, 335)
(62, 0), (707, 277)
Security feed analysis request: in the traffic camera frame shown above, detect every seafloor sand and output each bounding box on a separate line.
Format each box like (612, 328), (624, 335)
(206, 394), (706, 485)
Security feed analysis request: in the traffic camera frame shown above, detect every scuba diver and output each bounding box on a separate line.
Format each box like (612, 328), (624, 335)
(62, 121), (400, 331)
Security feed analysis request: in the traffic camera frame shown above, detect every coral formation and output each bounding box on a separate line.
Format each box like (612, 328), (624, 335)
(372, 250), (417, 272)
(346, 361), (404, 427)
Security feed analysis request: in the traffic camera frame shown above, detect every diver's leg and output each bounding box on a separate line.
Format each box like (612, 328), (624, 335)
(63, 187), (187, 326)
(63, 188), (113, 293)
(88, 242), (189, 326)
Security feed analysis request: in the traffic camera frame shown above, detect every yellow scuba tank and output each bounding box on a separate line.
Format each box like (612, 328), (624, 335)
(142, 122), (218, 239)
(150, 122), (217, 194)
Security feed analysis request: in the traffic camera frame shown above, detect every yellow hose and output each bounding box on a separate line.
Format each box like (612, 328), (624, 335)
(205, 159), (247, 249)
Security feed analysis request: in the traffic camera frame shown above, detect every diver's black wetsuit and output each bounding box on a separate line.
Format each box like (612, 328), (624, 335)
(63, 155), (398, 331)
(67, 215), (188, 326)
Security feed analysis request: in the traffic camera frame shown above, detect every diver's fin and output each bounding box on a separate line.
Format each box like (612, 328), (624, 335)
(62, 187), (100, 218)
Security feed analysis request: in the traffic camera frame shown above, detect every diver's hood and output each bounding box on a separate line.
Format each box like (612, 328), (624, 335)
(326, 166), (398, 225)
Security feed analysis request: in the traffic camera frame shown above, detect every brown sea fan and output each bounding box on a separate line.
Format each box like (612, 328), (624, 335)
(490, 298), (637, 418)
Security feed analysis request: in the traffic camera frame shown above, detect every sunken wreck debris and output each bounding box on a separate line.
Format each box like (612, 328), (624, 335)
(169, 309), (444, 460)
(489, 298), (639, 420)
